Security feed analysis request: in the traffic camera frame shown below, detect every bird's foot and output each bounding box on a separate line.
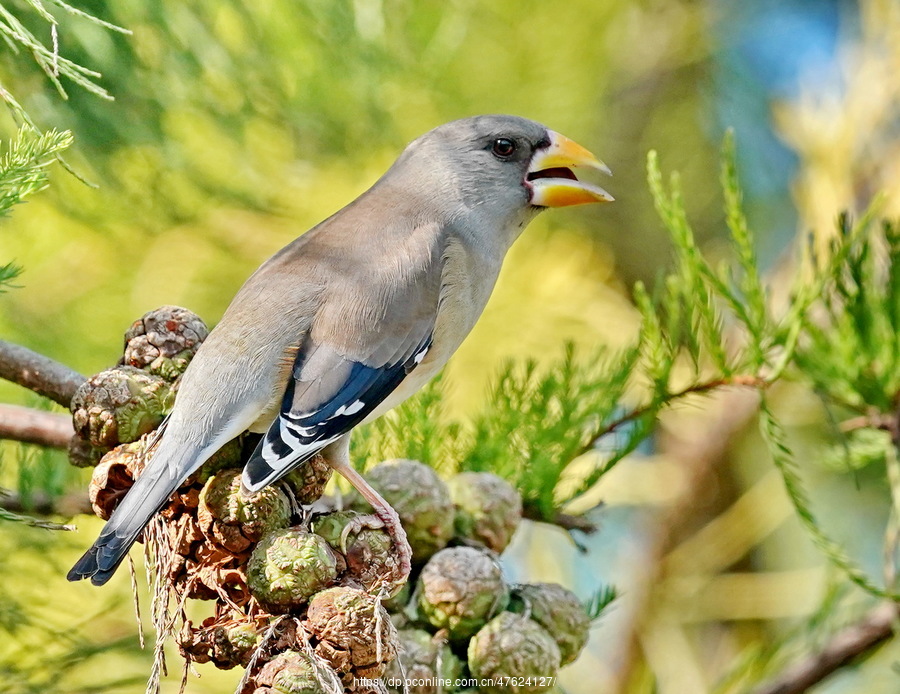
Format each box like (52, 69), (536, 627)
(324, 446), (412, 592)
(339, 513), (384, 552)
(344, 507), (411, 592)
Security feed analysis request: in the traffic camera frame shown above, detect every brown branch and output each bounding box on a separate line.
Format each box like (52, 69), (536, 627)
(613, 386), (763, 691)
(753, 602), (898, 694)
(0, 403), (73, 447)
(522, 502), (599, 534)
(0, 487), (92, 517)
(576, 373), (767, 459)
(839, 411), (900, 453)
(0, 338), (86, 407)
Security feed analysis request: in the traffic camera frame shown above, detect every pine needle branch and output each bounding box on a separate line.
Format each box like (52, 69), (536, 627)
(575, 373), (766, 461)
(721, 129), (767, 364)
(0, 505), (74, 530)
(760, 399), (897, 598)
(584, 584), (618, 623)
(0, 125), (72, 217)
(0, 2), (113, 101)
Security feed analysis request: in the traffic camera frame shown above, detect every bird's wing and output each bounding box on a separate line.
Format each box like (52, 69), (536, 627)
(242, 329), (432, 491)
(242, 223), (444, 492)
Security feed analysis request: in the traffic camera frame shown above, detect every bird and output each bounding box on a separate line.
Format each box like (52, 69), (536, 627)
(68, 114), (613, 587)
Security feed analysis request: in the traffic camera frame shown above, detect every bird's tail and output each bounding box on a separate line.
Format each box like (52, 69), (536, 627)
(67, 442), (196, 586)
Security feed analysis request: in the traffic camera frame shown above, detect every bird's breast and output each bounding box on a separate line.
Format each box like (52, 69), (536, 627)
(361, 235), (501, 423)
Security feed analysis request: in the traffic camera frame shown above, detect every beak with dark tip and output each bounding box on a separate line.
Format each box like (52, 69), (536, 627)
(526, 130), (614, 207)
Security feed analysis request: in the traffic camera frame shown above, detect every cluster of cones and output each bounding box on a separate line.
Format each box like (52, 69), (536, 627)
(69, 307), (593, 693)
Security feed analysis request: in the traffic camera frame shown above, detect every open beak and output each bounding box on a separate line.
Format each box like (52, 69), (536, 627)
(526, 130), (614, 207)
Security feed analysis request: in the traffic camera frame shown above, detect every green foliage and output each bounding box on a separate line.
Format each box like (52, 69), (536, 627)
(0, 260), (20, 291)
(461, 344), (638, 519)
(354, 344), (638, 522)
(0, 431), (78, 530)
(647, 140), (900, 599)
(0, 0), (125, 106)
(820, 427), (892, 473)
(797, 218), (900, 412)
(351, 372), (463, 473)
(584, 584), (618, 623)
(0, 125), (71, 217)
(759, 400), (893, 598)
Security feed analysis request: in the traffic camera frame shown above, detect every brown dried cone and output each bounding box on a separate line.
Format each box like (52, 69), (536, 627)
(247, 529), (339, 611)
(447, 471), (522, 552)
(251, 650), (328, 694)
(121, 305), (209, 381)
(416, 546), (509, 640)
(304, 586), (398, 686)
(348, 459), (454, 563)
(467, 612), (561, 694)
(384, 628), (463, 694)
(510, 583), (591, 665)
(71, 366), (173, 449)
(89, 440), (145, 519)
(283, 453), (333, 505)
(198, 469), (291, 554)
(68, 433), (106, 468)
(178, 615), (262, 669)
(312, 510), (401, 595)
(152, 472), (257, 605)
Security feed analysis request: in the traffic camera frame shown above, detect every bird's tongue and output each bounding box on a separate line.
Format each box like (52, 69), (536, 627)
(527, 167), (578, 181)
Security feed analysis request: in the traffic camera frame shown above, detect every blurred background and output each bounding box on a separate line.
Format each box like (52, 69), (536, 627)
(2, 0), (900, 692)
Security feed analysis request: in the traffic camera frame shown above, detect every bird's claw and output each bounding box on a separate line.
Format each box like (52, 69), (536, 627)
(346, 510), (411, 591)
(339, 513), (386, 554)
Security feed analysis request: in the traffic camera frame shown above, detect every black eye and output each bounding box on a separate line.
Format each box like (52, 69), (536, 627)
(491, 138), (516, 158)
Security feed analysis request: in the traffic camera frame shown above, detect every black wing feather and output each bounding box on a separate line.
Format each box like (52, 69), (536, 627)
(243, 334), (431, 490)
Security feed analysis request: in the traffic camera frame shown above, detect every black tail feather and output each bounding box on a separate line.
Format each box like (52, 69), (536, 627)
(67, 531), (138, 585)
(67, 444), (190, 585)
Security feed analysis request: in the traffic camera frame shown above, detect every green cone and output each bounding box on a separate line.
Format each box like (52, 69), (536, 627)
(385, 628), (463, 694)
(198, 469), (291, 553)
(305, 586), (397, 682)
(349, 459), (453, 563)
(417, 546), (509, 640)
(467, 612), (561, 694)
(253, 650), (325, 694)
(71, 366), (173, 448)
(448, 471), (522, 552)
(247, 529), (338, 610)
(121, 305), (209, 381)
(510, 583), (591, 665)
(312, 510), (401, 594)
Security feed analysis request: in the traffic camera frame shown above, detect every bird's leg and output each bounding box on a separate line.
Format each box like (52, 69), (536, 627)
(321, 437), (412, 587)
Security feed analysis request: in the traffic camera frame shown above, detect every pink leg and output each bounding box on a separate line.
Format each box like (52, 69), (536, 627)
(321, 437), (412, 587)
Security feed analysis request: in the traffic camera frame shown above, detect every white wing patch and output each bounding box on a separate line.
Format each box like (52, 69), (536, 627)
(331, 399), (365, 419)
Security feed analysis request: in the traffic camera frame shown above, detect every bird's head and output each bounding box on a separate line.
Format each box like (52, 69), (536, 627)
(393, 115), (613, 227)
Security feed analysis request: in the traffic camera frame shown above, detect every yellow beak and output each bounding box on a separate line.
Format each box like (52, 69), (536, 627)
(527, 130), (613, 207)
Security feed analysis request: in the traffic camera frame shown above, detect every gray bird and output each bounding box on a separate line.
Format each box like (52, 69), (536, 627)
(68, 114), (612, 586)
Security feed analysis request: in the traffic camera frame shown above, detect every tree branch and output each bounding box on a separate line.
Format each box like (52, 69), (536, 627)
(0, 403), (73, 447)
(0, 487), (91, 517)
(0, 338), (86, 407)
(613, 386), (762, 691)
(522, 502), (599, 534)
(576, 374), (766, 460)
(752, 602), (897, 694)
(839, 412), (896, 433)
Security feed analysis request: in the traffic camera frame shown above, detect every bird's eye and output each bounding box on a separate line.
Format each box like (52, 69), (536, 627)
(491, 138), (516, 158)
